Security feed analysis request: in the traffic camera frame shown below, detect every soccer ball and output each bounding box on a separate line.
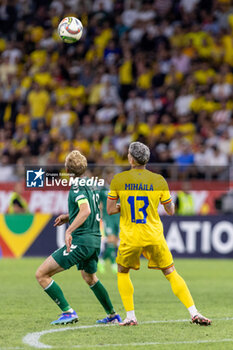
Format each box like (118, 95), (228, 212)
(58, 17), (83, 43)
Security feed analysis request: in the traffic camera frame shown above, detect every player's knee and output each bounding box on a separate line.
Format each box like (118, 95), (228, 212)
(35, 268), (41, 283)
(82, 271), (98, 286)
(35, 267), (45, 284)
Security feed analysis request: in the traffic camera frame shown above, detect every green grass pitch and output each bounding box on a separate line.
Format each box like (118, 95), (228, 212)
(0, 258), (233, 350)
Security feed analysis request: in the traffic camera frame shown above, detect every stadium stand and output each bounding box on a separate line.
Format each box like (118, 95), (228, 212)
(0, 0), (232, 181)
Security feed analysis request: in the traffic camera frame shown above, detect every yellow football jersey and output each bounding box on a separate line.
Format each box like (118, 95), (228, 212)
(108, 168), (172, 247)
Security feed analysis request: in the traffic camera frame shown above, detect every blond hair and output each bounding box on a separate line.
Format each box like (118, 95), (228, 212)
(65, 150), (87, 177)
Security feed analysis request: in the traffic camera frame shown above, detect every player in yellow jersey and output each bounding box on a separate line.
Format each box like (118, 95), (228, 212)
(107, 142), (211, 326)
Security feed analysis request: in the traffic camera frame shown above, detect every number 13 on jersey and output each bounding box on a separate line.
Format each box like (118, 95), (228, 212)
(127, 196), (149, 224)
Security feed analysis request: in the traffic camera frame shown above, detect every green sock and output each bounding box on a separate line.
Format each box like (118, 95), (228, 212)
(44, 280), (71, 312)
(90, 280), (115, 315)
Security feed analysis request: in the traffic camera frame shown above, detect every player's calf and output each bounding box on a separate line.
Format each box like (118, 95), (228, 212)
(82, 271), (121, 323)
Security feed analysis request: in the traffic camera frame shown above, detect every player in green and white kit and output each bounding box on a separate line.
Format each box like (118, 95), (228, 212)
(36, 150), (121, 325)
(99, 174), (120, 273)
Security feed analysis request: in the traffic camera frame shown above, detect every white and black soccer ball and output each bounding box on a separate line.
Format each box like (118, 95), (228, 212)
(58, 17), (83, 43)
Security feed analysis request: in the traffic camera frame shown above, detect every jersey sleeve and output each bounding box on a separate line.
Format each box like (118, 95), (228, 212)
(108, 176), (119, 200)
(159, 177), (172, 205)
(74, 191), (89, 207)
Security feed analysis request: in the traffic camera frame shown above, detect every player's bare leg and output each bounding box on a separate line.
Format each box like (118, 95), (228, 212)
(117, 264), (138, 326)
(36, 256), (78, 325)
(36, 255), (64, 288)
(162, 265), (211, 326)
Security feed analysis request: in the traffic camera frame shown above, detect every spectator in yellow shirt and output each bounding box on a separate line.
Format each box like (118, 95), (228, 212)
(102, 142), (120, 164)
(54, 80), (70, 106)
(202, 93), (220, 113)
(119, 51), (133, 101)
(51, 104), (77, 140)
(194, 63), (216, 84)
(15, 104), (30, 134)
(137, 64), (153, 90)
(73, 131), (91, 157)
(190, 91), (205, 113)
(8, 182), (29, 214)
(34, 65), (53, 88)
(153, 114), (176, 141)
(11, 126), (27, 152)
(68, 80), (86, 105)
(177, 115), (196, 142)
(88, 75), (104, 105)
(27, 83), (50, 129)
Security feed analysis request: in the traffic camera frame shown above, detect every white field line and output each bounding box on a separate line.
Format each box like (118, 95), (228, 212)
(22, 317), (233, 349)
(0, 348), (24, 350)
(71, 339), (233, 348)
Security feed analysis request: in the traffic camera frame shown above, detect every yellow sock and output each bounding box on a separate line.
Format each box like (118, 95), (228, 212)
(117, 272), (134, 312)
(165, 270), (194, 309)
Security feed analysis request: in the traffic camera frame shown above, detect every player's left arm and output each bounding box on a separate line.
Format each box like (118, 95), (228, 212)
(160, 176), (174, 215)
(107, 198), (120, 215)
(65, 201), (91, 252)
(163, 201), (175, 216)
(107, 175), (120, 215)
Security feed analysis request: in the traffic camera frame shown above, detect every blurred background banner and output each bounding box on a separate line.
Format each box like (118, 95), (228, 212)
(0, 214), (232, 258)
(0, 182), (69, 214)
(0, 213), (52, 257)
(162, 215), (233, 258)
(0, 183), (231, 214)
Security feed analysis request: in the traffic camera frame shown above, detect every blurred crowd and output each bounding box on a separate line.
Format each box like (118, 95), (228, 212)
(0, 0), (233, 181)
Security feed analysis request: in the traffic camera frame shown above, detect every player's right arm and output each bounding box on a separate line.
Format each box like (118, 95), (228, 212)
(107, 200), (120, 215)
(54, 214), (69, 226)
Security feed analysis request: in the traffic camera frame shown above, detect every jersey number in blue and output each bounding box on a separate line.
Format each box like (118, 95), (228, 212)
(127, 196), (149, 224)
